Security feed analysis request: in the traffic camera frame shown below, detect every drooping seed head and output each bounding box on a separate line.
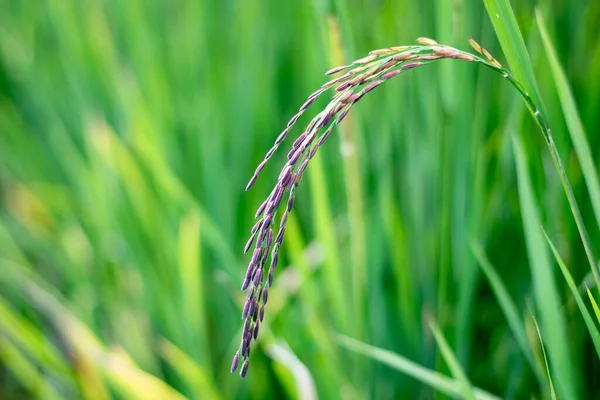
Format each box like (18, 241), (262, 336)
(235, 37), (496, 378)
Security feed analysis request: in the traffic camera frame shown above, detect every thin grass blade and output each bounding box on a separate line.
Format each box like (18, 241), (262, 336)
(542, 230), (600, 358)
(427, 317), (475, 400)
(532, 317), (557, 400)
(469, 240), (544, 377)
(587, 288), (600, 326)
(512, 134), (576, 399)
(536, 10), (600, 231)
(484, 0), (600, 294)
(335, 334), (500, 400)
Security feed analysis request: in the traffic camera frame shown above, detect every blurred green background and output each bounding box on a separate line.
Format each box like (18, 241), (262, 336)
(1, 0), (599, 399)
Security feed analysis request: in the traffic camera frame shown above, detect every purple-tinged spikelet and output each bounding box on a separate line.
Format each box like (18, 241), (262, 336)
(243, 234), (256, 254)
(363, 80), (383, 94)
(231, 353), (240, 373)
(274, 128), (289, 145)
(325, 65), (346, 75)
(241, 276), (250, 291)
(242, 299), (250, 319)
(336, 107), (351, 124)
(245, 174), (258, 191)
(240, 360), (249, 378)
(287, 113), (301, 128)
(402, 61), (422, 70)
(336, 81), (352, 92)
(292, 132), (307, 148)
(253, 322), (260, 340)
(381, 70), (401, 80)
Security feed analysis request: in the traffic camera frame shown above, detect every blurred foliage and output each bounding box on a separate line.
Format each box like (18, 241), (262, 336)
(0, 0), (599, 399)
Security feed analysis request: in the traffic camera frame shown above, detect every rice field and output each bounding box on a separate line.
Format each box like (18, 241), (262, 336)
(1, 1), (599, 399)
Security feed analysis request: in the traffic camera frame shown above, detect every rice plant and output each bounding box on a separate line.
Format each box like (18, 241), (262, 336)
(1, 0), (599, 398)
(231, 36), (552, 376)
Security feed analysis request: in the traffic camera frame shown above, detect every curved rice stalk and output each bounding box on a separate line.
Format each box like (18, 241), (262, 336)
(231, 37), (564, 378)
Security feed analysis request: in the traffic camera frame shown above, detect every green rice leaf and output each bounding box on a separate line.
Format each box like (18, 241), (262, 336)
(542, 230), (600, 358)
(536, 10), (600, 231)
(427, 317), (475, 400)
(512, 134), (576, 399)
(336, 334), (500, 400)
